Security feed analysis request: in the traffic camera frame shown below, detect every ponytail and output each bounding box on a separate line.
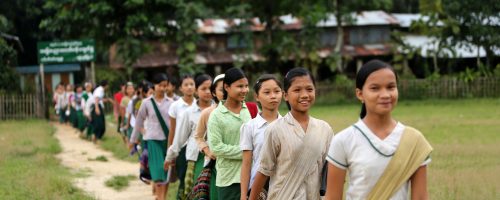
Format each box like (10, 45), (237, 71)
(360, 103), (367, 119)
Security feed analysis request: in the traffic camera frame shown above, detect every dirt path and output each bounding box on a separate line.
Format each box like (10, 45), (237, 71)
(53, 123), (154, 200)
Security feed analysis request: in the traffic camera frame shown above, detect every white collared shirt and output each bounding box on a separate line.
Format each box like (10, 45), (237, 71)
(93, 86), (105, 107)
(240, 112), (282, 189)
(168, 97), (193, 120)
(166, 102), (208, 162)
(327, 119), (431, 200)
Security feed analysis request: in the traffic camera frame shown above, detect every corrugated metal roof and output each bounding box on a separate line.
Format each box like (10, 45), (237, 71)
(401, 35), (500, 58)
(196, 10), (398, 34)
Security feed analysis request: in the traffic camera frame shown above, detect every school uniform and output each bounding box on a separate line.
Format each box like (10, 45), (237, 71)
(207, 101), (252, 200)
(74, 92), (86, 131)
(125, 96), (137, 140)
(56, 92), (68, 123)
(258, 112), (334, 200)
(166, 101), (211, 198)
(194, 104), (218, 200)
(168, 97), (194, 198)
(91, 86), (106, 139)
(133, 96), (172, 182)
(82, 91), (94, 139)
(327, 119), (431, 199)
(240, 113), (281, 189)
(67, 91), (78, 128)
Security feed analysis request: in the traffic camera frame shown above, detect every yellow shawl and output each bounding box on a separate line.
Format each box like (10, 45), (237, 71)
(367, 126), (433, 200)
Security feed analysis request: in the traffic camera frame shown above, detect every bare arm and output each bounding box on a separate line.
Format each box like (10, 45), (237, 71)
(168, 117), (176, 146)
(248, 172), (269, 200)
(240, 150), (253, 200)
(324, 163), (346, 200)
(410, 166), (428, 200)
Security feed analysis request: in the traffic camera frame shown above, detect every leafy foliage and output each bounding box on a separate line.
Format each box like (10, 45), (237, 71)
(0, 15), (20, 93)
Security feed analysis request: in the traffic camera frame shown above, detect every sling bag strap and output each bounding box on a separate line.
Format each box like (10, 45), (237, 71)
(367, 126), (433, 199)
(150, 98), (169, 140)
(275, 118), (327, 199)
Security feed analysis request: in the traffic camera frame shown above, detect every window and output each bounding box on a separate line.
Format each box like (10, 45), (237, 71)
(320, 31), (337, 46)
(227, 35), (249, 49)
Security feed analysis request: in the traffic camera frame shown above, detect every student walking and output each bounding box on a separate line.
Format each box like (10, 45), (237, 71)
(324, 60), (433, 200)
(207, 67), (252, 200)
(240, 74), (283, 200)
(249, 68), (334, 200)
(73, 85), (86, 132)
(164, 74), (213, 199)
(192, 73), (225, 200)
(91, 80), (110, 144)
(81, 82), (94, 139)
(132, 74), (172, 200)
(120, 82), (135, 145)
(168, 75), (196, 198)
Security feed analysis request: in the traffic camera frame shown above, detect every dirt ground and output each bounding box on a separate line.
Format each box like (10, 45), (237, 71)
(53, 123), (154, 200)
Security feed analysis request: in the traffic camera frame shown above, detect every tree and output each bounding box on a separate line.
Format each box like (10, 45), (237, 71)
(419, 0), (500, 71)
(0, 15), (21, 92)
(40, 0), (178, 79)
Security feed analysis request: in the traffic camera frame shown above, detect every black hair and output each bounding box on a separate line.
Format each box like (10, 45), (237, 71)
(99, 80), (108, 87)
(254, 74), (282, 94)
(74, 84), (83, 91)
(283, 67), (315, 110)
(223, 67), (246, 100)
(210, 75), (224, 104)
(152, 73), (168, 85)
(141, 81), (154, 96)
(195, 74), (212, 89)
(356, 59), (398, 119)
(169, 76), (179, 88)
(179, 74), (194, 88)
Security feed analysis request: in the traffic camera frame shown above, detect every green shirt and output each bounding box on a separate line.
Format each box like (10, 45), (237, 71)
(207, 101), (252, 187)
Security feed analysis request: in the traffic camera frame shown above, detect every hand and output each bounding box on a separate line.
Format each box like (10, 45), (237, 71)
(128, 143), (134, 151)
(95, 109), (101, 116)
(203, 147), (216, 160)
(164, 160), (175, 170)
(240, 195), (248, 200)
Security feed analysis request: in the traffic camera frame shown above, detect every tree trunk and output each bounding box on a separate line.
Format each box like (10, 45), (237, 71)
(333, 0), (344, 73)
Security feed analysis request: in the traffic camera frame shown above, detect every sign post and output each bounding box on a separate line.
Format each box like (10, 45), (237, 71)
(37, 39), (96, 119)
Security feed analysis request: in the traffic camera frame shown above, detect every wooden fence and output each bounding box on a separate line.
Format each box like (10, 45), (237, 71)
(317, 77), (500, 101)
(0, 94), (43, 120)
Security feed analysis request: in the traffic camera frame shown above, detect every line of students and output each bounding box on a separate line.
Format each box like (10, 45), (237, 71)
(69, 58), (431, 200)
(53, 80), (111, 144)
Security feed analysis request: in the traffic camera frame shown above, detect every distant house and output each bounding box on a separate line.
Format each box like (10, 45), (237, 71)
(15, 64), (82, 93)
(109, 10), (399, 77)
(392, 13), (500, 77)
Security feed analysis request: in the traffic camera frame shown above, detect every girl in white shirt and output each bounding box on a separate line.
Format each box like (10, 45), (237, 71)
(325, 60), (432, 200)
(165, 74), (213, 199)
(240, 74), (283, 199)
(167, 74), (195, 198)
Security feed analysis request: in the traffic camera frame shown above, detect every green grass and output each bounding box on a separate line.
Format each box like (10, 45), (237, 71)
(0, 120), (95, 199)
(99, 115), (181, 198)
(304, 98), (500, 199)
(105, 175), (135, 191)
(87, 155), (108, 162)
(99, 115), (137, 163)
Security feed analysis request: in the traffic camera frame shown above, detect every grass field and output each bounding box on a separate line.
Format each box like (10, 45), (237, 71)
(0, 120), (94, 199)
